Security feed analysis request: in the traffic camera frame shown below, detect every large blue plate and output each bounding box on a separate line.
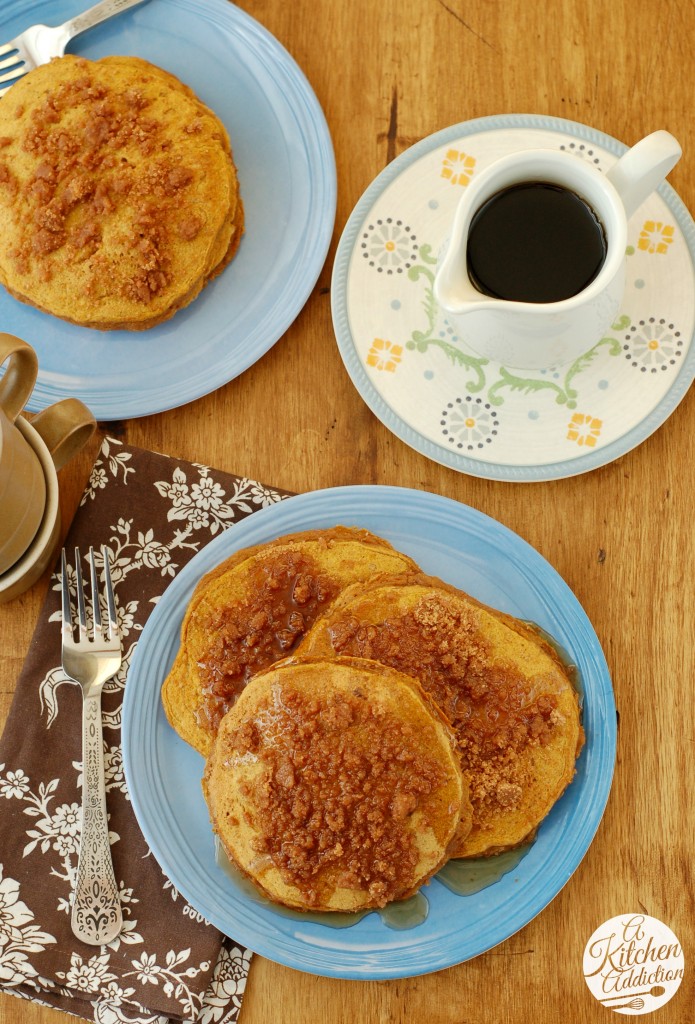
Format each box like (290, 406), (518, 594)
(0, 0), (336, 419)
(122, 485), (616, 978)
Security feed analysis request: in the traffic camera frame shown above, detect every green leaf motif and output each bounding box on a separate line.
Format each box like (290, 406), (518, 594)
(427, 339), (487, 389)
(417, 243), (438, 266)
(611, 314), (631, 332)
(488, 325), (628, 408)
(398, 246), (489, 391)
(407, 264), (434, 285)
(488, 371), (568, 408)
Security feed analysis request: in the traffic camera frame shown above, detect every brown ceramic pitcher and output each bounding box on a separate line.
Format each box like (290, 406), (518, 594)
(0, 334), (95, 601)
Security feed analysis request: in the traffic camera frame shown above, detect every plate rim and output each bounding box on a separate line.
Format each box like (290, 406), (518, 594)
(330, 113), (695, 482)
(0, 0), (336, 419)
(122, 483), (616, 979)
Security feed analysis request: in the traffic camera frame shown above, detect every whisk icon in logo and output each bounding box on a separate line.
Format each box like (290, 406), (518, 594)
(583, 914), (684, 1014)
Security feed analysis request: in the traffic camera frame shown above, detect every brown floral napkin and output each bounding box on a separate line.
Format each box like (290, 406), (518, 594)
(0, 436), (290, 1024)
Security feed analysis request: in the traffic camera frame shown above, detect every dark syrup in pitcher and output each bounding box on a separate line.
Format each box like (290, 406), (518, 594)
(466, 181), (607, 304)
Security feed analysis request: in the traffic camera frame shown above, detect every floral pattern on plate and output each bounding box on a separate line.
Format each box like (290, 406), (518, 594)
(333, 117), (695, 480)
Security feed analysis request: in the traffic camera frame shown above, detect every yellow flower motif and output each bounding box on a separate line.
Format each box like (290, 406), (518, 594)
(366, 338), (403, 373)
(637, 220), (675, 254)
(441, 149), (476, 186)
(566, 413), (603, 447)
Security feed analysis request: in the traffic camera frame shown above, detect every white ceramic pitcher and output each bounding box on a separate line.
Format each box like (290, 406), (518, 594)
(433, 130), (682, 370)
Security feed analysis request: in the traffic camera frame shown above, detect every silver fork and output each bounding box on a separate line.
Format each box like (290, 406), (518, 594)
(61, 545), (123, 946)
(0, 0), (150, 97)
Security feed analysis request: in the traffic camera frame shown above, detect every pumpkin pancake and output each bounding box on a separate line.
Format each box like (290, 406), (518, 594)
(0, 54), (242, 330)
(203, 656), (471, 912)
(161, 527), (419, 757)
(298, 572), (584, 858)
(99, 56), (243, 287)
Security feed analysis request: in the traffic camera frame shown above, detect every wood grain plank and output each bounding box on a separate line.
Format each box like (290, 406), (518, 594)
(1, 0), (693, 1022)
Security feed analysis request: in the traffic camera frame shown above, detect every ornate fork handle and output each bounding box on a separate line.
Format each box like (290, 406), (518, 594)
(71, 685), (122, 945)
(66, 0), (148, 42)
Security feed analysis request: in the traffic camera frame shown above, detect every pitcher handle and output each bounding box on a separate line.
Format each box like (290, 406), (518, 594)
(606, 130), (682, 220)
(31, 398), (96, 471)
(0, 334), (38, 422)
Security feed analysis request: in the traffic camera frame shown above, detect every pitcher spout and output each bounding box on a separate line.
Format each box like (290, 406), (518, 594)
(434, 215), (494, 314)
(434, 251), (492, 314)
(434, 168), (507, 315)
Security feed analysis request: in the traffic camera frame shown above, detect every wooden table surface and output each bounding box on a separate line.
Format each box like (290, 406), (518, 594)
(1, 0), (693, 1022)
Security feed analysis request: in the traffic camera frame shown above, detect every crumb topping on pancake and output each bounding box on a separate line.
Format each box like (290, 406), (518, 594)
(0, 55), (242, 329)
(204, 656), (471, 911)
(224, 680), (448, 907)
(197, 549), (339, 731)
(327, 591), (562, 818)
(161, 527), (419, 757)
(167, 530), (582, 891)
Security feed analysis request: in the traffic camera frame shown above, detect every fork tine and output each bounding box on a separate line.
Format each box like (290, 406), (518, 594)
(74, 547), (88, 640)
(102, 546), (118, 640)
(0, 53), (22, 72)
(0, 65), (27, 85)
(0, 42), (17, 59)
(89, 547), (102, 640)
(61, 548), (72, 640)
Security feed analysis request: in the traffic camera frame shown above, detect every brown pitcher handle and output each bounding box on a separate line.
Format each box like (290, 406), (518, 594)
(31, 398), (96, 471)
(0, 334), (39, 422)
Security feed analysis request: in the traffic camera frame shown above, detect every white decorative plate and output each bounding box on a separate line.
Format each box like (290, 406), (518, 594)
(332, 115), (694, 480)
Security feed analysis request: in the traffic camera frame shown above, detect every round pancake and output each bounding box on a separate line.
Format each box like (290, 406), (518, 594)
(203, 656), (471, 912)
(161, 527), (420, 757)
(99, 56), (243, 288)
(298, 572), (584, 858)
(0, 55), (242, 329)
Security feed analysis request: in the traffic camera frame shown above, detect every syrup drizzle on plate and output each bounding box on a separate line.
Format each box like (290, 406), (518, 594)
(211, 620), (581, 931)
(436, 845), (531, 896)
(214, 840), (429, 930)
(522, 619), (585, 704)
(215, 839), (528, 930)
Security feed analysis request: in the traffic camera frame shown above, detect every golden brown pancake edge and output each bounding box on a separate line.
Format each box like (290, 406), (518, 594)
(161, 527), (420, 756)
(297, 570), (584, 858)
(203, 655), (472, 912)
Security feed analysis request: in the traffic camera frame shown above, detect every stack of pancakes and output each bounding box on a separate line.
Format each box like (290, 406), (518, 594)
(162, 526), (584, 912)
(162, 527), (420, 757)
(0, 55), (242, 330)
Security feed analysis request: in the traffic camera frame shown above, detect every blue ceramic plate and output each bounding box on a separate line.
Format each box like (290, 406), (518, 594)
(0, 0), (335, 419)
(122, 485), (616, 979)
